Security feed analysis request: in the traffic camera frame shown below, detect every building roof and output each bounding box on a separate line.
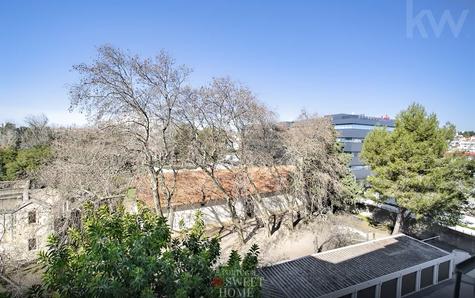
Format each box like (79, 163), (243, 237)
(329, 113), (395, 127)
(136, 166), (291, 209)
(258, 234), (449, 298)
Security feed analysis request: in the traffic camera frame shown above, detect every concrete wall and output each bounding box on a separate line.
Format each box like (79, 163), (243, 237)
(438, 227), (475, 255)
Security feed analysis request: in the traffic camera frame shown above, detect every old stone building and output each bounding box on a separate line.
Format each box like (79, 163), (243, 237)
(0, 180), (63, 290)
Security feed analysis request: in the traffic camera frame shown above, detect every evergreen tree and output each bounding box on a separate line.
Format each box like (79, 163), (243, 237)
(361, 103), (475, 234)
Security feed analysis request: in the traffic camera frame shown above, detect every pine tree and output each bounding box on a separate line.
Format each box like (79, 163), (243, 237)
(361, 103), (475, 234)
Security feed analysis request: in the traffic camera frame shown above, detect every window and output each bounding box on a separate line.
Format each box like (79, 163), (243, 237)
(28, 210), (36, 224)
(338, 294), (352, 298)
(335, 124), (375, 130)
(421, 266), (434, 288)
(335, 124), (394, 131)
(401, 272), (417, 296)
(438, 261), (450, 282)
(28, 238), (36, 250)
(381, 278), (398, 298)
(337, 137), (363, 143)
(352, 165), (370, 170)
(357, 285), (376, 298)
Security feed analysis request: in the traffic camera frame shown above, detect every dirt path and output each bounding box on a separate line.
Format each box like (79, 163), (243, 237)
(217, 214), (391, 266)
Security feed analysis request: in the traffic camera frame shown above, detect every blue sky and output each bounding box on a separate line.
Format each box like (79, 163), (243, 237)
(0, 0), (474, 130)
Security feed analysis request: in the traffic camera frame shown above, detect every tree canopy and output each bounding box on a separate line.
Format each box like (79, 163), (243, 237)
(460, 131), (475, 138)
(0, 145), (51, 181)
(361, 103), (475, 234)
(0, 115), (53, 181)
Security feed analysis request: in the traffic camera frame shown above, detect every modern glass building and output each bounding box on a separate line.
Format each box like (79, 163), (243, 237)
(329, 114), (395, 180)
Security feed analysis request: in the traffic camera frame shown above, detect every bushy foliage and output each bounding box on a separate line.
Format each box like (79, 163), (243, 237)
(0, 146), (51, 181)
(0, 147), (17, 179)
(0, 116), (53, 181)
(36, 204), (260, 297)
(212, 244), (261, 298)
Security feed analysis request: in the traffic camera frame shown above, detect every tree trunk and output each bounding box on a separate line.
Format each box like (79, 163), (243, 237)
(392, 208), (405, 235)
(244, 170), (271, 236)
(289, 211), (294, 229)
(199, 166), (245, 243)
(227, 198), (245, 243)
(147, 166), (163, 217)
(166, 205), (175, 228)
(292, 211), (302, 229)
(253, 198), (271, 236)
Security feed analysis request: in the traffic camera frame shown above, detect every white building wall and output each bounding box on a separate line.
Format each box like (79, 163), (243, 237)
(169, 194), (305, 230)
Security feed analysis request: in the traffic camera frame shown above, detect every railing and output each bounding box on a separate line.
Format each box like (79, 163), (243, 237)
(0, 180), (29, 190)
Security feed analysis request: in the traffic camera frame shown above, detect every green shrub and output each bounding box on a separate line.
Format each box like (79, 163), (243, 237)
(36, 204), (260, 297)
(0, 145), (51, 180)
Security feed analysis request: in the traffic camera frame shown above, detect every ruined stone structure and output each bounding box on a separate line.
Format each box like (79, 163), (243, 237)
(0, 180), (63, 290)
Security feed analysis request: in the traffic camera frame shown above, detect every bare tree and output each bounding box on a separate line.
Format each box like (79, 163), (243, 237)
(177, 78), (280, 241)
(67, 45), (357, 240)
(20, 114), (52, 148)
(283, 112), (356, 219)
(70, 45), (189, 217)
(38, 127), (135, 201)
(0, 123), (18, 149)
(36, 126), (136, 240)
(235, 108), (289, 235)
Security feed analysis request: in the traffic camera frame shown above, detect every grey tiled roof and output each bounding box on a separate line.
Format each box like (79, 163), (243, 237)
(258, 235), (449, 298)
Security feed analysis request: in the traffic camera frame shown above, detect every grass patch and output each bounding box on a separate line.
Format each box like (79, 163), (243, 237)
(458, 223), (475, 231)
(127, 188), (137, 199)
(356, 213), (393, 232)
